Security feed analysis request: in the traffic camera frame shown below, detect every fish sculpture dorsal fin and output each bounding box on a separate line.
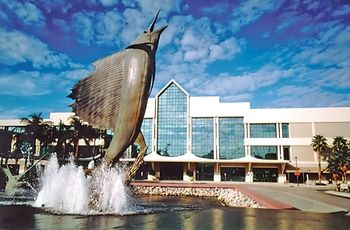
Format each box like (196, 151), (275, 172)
(69, 51), (125, 130)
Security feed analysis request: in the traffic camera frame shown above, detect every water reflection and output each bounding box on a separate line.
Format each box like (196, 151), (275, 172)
(1, 197), (350, 230)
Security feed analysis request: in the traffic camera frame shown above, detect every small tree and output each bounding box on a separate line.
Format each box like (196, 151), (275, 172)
(20, 113), (52, 158)
(311, 135), (328, 184)
(68, 116), (101, 160)
(328, 137), (349, 183)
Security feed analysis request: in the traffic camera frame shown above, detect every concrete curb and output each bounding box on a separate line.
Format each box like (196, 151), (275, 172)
(324, 190), (350, 199)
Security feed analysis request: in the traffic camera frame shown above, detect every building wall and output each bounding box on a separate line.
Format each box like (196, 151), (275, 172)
(1, 80), (350, 182)
(289, 123), (313, 138)
(314, 122), (350, 137)
(290, 146), (315, 162)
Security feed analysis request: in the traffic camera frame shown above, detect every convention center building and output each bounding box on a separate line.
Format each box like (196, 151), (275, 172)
(1, 80), (350, 183)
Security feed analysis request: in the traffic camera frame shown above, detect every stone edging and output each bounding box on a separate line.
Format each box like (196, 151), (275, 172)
(131, 186), (264, 208)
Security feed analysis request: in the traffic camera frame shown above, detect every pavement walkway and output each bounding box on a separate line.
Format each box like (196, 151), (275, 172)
(130, 181), (350, 214)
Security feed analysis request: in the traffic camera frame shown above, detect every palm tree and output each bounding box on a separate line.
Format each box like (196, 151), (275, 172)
(330, 137), (349, 183)
(20, 113), (54, 166)
(333, 136), (348, 153)
(311, 135), (329, 184)
(330, 137), (350, 182)
(68, 116), (100, 160)
(54, 120), (73, 160)
(38, 123), (56, 156)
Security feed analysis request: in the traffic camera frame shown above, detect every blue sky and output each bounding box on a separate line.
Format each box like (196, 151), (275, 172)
(0, 0), (349, 119)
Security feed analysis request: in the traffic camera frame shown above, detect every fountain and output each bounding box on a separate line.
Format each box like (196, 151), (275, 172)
(2, 10), (167, 216)
(34, 155), (137, 215)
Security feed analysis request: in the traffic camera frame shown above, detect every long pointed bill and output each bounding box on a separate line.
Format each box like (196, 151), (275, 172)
(149, 10), (160, 32)
(153, 25), (168, 35)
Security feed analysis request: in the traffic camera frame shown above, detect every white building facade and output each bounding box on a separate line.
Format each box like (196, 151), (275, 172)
(1, 80), (350, 183)
(123, 80), (350, 183)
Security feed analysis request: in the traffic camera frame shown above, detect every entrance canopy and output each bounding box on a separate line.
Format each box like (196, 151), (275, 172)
(141, 152), (290, 164)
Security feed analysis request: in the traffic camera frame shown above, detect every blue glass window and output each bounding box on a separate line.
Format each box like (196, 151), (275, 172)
(251, 146), (278, 160)
(192, 118), (214, 159)
(219, 117), (244, 159)
(250, 124), (276, 138)
(283, 146), (290, 160)
(157, 83), (187, 157)
(140, 118), (153, 154)
(282, 123), (289, 138)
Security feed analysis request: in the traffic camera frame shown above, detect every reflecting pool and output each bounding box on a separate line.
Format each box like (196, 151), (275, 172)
(1, 194), (349, 230)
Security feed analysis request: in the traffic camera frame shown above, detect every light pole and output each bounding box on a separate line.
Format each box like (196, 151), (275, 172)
(295, 156), (299, 186)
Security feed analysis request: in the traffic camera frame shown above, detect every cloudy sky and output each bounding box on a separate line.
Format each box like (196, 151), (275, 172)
(0, 0), (349, 119)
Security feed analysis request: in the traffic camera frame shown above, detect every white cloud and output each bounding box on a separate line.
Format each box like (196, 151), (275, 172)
(162, 15), (241, 65)
(200, 2), (230, 15)
(121, 0), (136, 7)
(60, 68), (92, 80)
(0, 71), (51, 96)
(209, 38), (241, 60)
(0, 9), (8, 21)
(120, 8), (149, 44)
(74, 10), (124, 46)
(334, 26), (350, 45)
(0, 28), (76, 69)
(100, 0), (119, 7)
(332, 4), (350, 17)
(270, 85), (350, 107)
(221, 93), (253, 102)
(0, 106), (33, 119)
(52, 18), (71, 33)
(134, 0), (181, 15)
(73, 0), (180, 47)
(0, 66), (92, 97)
(230, 0), (283, 33)
(291, 23), (350, 68)
(29, 0), (71, 14)
(276, 11), (297, 31)
(1, 0), (45, 26)
(150, 13), (244, 97)
(167, 64), (293, 102)
(306, 1), (319, 10)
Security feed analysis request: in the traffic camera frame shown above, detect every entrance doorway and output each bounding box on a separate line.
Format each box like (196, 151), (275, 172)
(160, 163), (183, 180)
(196, 163), (214, 181)
(253, 168), (278, 182)
(221, 167), (245, 181)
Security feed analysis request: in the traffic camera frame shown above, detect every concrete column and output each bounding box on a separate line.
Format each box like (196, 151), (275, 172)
(19, 159), (26, 174)
(183, 162), (195, 181)
(153, 162), (160, 179)
(214, 117), (219, 160)
(214, 163), (221, 182)
(245, 163), (253, 182)
(245, 172), (253, 183)
(278, 174), (287, 183)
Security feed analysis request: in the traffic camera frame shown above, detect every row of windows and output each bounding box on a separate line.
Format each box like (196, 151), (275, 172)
(192, 118), (214, 159)
(157, 83), (187, 157)
(219, 118), (245, 159)
(138, 82), (291, 160)
(250, 123), (289, 138)
(250, 123), (276, 138)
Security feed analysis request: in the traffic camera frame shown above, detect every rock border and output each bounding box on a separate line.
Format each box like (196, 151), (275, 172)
(132, 186), (264, 208)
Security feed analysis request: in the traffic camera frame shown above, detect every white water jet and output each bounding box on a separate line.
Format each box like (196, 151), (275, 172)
(35, 155), (135, 215)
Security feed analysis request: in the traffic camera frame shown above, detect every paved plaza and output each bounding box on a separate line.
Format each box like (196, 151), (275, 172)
(131, 181), (350, 214)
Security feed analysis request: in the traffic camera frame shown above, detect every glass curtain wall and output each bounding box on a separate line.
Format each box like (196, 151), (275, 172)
(282, 123), (289, 138)
(251, 146), (278, 159)
(250, 124), (276, 138)
(157, 83), (187, 157)
(140, 118), (153, 154)
(192, 118), (214, 159)
(219, 117), (244, 159)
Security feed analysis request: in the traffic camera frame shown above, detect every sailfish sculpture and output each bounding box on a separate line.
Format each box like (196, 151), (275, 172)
(69, 12), (167, 176)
